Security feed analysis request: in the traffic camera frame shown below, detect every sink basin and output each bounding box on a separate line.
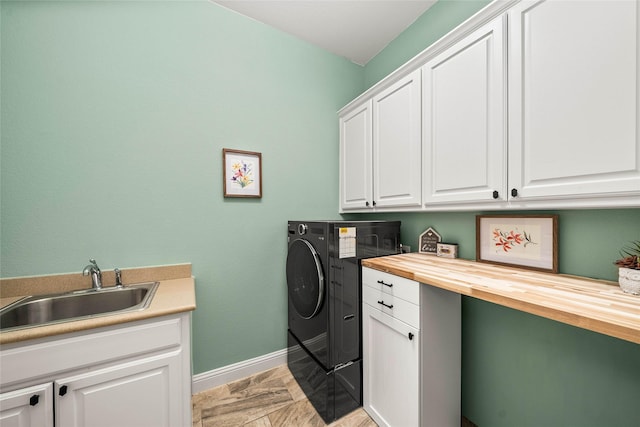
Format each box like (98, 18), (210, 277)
(0, 282), (159, 332)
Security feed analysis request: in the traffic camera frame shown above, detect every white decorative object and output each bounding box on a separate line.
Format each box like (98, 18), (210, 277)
(618, 267), (640, 295)
(436, 243), (458, 259)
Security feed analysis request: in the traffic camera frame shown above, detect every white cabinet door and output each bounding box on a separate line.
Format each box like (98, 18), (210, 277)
(340, 100), (373, 211)
(55, 350), (184, 427)
(0, 383), (53, 427)
(508, 0), (640, 203)
(372, 69), (422, 208)
(362, 304), (419, 427)
(423, 15), (506, 205)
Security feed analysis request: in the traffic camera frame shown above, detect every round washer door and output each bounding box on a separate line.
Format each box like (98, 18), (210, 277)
(286, 239), (324, 319)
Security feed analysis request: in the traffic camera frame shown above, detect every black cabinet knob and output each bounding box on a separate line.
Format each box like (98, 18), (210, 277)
(492, 190), (499, 199)
(29, 394), (39, 406)
(408, 332), (414, 341)
(59, 385), (68, 396)
(372, 200), (376, 207)
(365, 201), (370, 207)
(511, 188), (518, 197)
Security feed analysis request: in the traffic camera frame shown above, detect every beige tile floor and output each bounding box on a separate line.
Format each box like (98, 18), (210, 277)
(192, 365), (377, 427)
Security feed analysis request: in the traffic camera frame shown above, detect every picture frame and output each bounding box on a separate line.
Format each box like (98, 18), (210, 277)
(476, 215), (558, 273)
(223, 148), (262, 198)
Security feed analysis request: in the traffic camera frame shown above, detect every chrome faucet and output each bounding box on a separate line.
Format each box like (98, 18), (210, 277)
(114, 268), (123, 288)
(82, 259), (103, 290)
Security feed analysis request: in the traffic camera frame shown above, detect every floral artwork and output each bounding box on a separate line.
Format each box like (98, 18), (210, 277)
(230, 160), (254, 189)
(492, 228), (536, 252)
(477, 215), (558, 273)
(223, 149), (262, 198)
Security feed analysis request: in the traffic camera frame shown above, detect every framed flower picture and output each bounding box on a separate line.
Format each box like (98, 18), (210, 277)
(223, 148), (262, 198)
(476, 215), (558, 273)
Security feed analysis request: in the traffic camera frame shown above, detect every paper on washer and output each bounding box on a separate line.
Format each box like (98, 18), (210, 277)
(338, 227), (356, 258)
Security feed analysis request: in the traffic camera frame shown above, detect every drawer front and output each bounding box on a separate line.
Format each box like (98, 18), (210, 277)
(363, 285), (420, 329)
(362, 267), (420, 305)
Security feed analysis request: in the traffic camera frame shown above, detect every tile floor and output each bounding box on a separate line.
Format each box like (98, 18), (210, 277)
(192, 365), (377, 427)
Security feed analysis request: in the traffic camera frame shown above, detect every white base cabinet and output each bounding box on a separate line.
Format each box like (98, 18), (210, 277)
(0, 383), (53, 427)
(0, 313), (191, 427)
(363, 304), (420, 426)
(362, 267), (461, 427)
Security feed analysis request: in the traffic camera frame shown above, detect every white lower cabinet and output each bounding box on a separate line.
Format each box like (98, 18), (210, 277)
(0, 383), (53, 427)
(0, 313), (191, 427)
(362, 267), (461, 427)
(55, 350), (183, 427)
(363, 304), (420, 426)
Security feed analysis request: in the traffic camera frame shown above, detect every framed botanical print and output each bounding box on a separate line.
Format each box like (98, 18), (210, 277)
(476, 215), (558, 273)
(223, 148), (262, 198)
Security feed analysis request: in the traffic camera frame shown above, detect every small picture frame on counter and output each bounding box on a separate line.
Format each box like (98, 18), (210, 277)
(436, 243), (458, 259)
(476, 214), (558, 273)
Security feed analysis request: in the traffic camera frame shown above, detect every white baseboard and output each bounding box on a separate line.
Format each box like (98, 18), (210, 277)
(192, 348), (287, 394)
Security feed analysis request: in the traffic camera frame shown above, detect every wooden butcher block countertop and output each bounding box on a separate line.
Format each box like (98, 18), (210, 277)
(361, 253), (640, 344)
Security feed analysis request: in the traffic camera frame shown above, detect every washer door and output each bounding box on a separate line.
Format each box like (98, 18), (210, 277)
(287, 239), (324, 319)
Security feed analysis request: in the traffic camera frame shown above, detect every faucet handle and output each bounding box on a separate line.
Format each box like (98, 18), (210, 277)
(89, 259), (99, 269)
(114, 268), (123, 287)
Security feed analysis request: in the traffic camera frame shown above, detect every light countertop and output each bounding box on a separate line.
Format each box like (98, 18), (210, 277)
(0, 264), (196, 345)
(362, 253), (640, 344)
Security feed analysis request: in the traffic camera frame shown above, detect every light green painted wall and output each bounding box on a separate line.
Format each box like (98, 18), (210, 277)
(0, 0), (362, 373)
(2, 1), (639, 425)
(364, 0), (491, 88)
(356, 0), (640, 425)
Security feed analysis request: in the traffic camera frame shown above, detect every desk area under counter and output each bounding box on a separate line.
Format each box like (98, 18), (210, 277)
(360, 253), (640, 427)
(361, 253), (640, 344)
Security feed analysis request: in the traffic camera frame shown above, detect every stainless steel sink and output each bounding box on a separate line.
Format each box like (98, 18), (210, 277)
(0, 282), (159, 332)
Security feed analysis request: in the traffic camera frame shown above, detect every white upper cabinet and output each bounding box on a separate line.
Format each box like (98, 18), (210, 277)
(422, 15), (506, 206)
(339, 70), (421, 212)
(338, 0), (640, 212)
(339, 100), (373, 210)
(508, 0), (640, 206)
(372, 70), (422, 209)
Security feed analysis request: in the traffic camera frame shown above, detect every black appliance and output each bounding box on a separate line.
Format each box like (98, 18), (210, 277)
(286, 220), (401, 423)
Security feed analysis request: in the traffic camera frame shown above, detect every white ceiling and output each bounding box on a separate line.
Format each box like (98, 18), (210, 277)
(211, 0), (437, 65)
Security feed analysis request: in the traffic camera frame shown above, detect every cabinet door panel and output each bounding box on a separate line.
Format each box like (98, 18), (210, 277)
(423, 16), (506, 204)
(0, 383), (53, 427)
(362, 304), (419, 427)
(373, 70), (422, 208)
(56, 351), (183, 427)
(509, 0), (640, 201)
(340, 101), (373, 211)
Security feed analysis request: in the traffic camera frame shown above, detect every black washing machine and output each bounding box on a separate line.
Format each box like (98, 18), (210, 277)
(286, 220), (400, 423)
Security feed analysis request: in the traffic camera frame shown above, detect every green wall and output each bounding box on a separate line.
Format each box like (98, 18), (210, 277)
(355, 1), (640, 425)
(2, 1), (639, 426)
(0, 0), (360, 373)
(364, 0), (491, 88)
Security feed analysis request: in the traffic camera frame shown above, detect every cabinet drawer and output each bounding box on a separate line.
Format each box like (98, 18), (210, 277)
(363, 285), (419, 329)
(0, 314), (186, 390)
(362, 267), (419, 304)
